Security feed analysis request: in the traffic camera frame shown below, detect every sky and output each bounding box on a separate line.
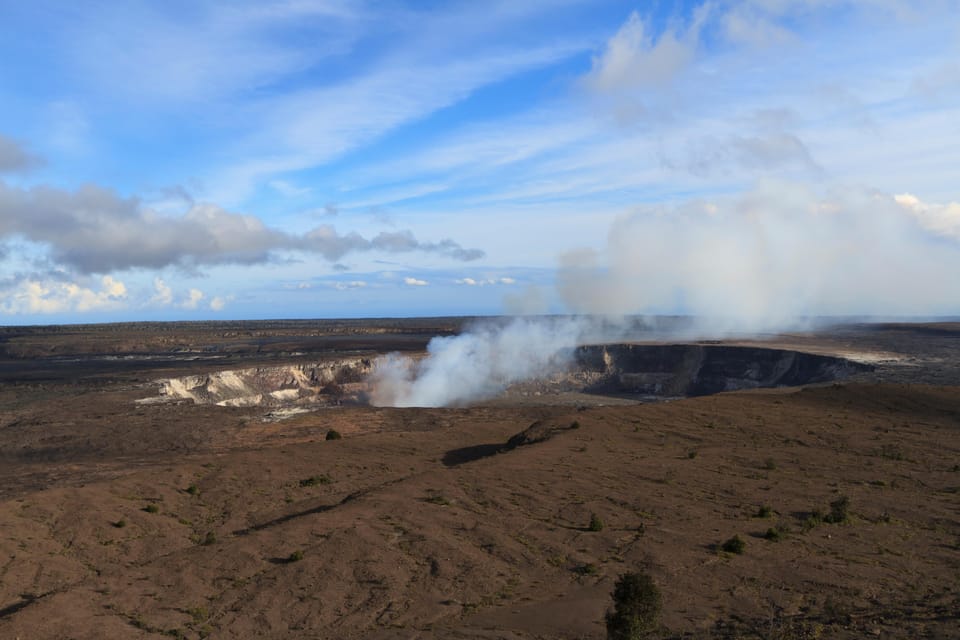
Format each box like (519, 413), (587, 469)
(1, 0), (959, 324)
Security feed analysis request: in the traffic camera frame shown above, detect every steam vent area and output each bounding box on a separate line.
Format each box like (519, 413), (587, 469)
(144, 343), (874, 409)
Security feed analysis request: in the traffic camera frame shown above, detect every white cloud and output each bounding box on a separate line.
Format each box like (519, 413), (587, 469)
(455, 276), (516, 286)
(182, 288), (205, 310)
(894, 193), (960, 241)
(403, 277), (428, 286)
(585, 11), (699, 93)
(331, 280), (368, 290)
(558, 181), (960, 324)
(268, 179), (312, 198)
(150, 277), (174, 305)
(209, 296), (226, 311)
(0, 275), (128, 314)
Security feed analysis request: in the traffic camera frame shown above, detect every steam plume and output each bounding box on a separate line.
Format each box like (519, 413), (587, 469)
(370, 317), (603, 407)
(369, 182), (960, 407)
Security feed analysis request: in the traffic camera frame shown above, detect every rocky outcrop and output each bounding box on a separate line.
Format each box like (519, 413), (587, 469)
(149, 358), (372, 407)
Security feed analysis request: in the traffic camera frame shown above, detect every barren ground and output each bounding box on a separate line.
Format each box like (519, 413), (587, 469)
(0, 319), (958, 639)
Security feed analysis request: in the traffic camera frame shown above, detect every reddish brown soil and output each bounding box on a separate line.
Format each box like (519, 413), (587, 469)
(0, 321), (958, 638)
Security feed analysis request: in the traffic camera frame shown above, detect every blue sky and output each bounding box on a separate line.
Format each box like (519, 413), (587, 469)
(1, 0), (959, 324)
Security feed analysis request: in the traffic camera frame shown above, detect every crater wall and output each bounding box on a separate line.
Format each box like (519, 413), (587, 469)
(562, 343), (871, 397)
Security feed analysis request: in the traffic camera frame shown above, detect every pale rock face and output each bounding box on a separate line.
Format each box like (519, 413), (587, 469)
(146, 358), (373, 408)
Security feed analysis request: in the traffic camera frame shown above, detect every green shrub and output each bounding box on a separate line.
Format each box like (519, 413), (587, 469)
(113, 519), (127, 528)
(201, 531), (217, 546)
(288, 550), (304, 562)
(325, 429), (342, 441)
(605, 571), (662, 640)
(824, 495), (850, 524)
(299, 474), (332, 487)
(589, 513), (605, 532)
(802, 509), (825, 531)
(186, 484), (200, 496)
(721, 535), (746, 554)
(187, 606), (208, 623)
(144, 503), (160, 514)
(764, 526), (786, 542)
(755, 505), (773, 518)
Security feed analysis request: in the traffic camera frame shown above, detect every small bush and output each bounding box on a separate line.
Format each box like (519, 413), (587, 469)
(763, 458), (777, 470)
(721, 535), (746, 554)
(201, 531), (217, 546)
(187, 606), (208, 623)
(570, 420), (581, 429)
(825, 495), (850, 524)
(288, 550), (304, 562)
(755, 505), (773, 518)
(764, 526), (786, 542)
(425, 495), (451, 506)
(299, 474), (332, 487)
(113, 519), (127, 528)
(687, 450), (698, 459)
(589, 513), (605, 532)
(802, 509), (824, 531)
(186, 484), (200, 496)
(144, 503), (160, 514)
(605, 571), (662, 640)
(325, 429), (342, 441)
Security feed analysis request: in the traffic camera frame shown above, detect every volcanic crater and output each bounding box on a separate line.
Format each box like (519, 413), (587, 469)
(142, 344), (872, 409)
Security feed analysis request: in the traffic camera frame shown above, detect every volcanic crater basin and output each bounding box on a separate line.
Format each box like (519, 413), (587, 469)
(142, 344), (872, 409)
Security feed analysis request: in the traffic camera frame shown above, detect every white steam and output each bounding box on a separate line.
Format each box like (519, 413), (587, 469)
(559, 182), (960, 329)
(369, 317), (600, 407)
(369, 182), (960, 407)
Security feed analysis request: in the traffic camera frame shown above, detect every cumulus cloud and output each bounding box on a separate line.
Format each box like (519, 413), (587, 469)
(0, 181), (484, 274)
(0, 134), (41, 173)
(0, 275), (127, 314)
(403, 277), (428, 286)
(182, 288), (205, 310)
(150, 277), (174, 305)
(456, 276), (517, 286)
(894, 193), (960, 241)
(209, 296), (227, 311)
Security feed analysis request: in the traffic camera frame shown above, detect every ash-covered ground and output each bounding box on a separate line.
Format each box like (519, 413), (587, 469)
(0, 318), (958, 639)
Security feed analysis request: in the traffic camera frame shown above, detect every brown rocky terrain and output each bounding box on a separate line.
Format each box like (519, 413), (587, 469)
(0, 319), (958, 638)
